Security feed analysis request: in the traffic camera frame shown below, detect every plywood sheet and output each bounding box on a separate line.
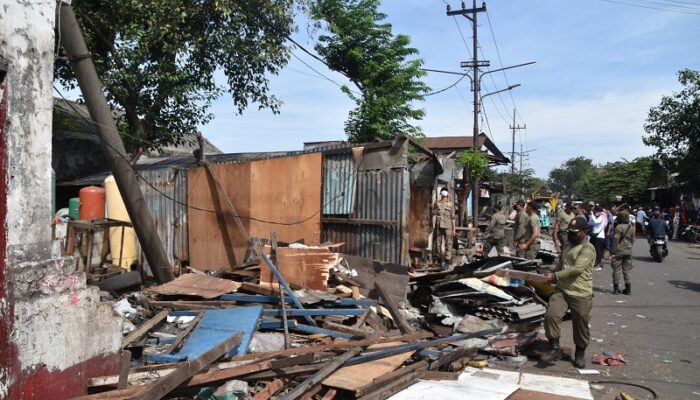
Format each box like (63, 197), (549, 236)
(188, 153), (323, 271)
(324, 342), (412, 391)
(145, 273), (240, 299)
(259, 245), (338, 291)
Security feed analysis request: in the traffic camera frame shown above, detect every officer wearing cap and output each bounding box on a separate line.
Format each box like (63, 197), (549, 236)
(512, 200), (528, 257)
(519, 201), (541, 260)
(611, 211), (635, 295)
(484, 204), (507, 256)
(554, 203), (575, 250)
(434, 188), (456, 267)
(541, 216), (596, 369)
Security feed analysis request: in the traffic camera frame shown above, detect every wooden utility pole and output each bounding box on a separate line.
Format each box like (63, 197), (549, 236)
(59, 3), (174, 283)
(509, 109), (525, 197)
(447, 1), (487, 228)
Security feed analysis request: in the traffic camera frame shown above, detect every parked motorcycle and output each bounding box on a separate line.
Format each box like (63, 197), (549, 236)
(649, 236), (668, 262)
(680, 224), (700, 243)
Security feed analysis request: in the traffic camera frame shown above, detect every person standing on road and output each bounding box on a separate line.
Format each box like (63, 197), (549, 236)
(540, 202), (551, 233)
(636, 207), (649, 236)
(519, 202), (541, 260)
(611, 211), (635, 295)
(672, 205), (686, 240)
(484, 204), (507, 256)
(434, 188), (456, 268)
(541, 217), (595, 369)
(554, 203), (575, 251)
(513, 200), (528, 257)
(589, 206), (607, 269)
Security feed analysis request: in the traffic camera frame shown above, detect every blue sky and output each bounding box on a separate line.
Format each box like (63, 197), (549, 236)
(201, 0), (700, 177)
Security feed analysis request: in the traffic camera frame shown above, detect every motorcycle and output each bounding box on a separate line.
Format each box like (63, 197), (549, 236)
(680, 224), (700, 243)
(649, 236), (668, 262)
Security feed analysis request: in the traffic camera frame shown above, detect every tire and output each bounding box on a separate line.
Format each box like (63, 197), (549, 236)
(654, 245), (664, 263)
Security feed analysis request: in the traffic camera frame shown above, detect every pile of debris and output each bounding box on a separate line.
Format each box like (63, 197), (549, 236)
(82, 247), (553, 400)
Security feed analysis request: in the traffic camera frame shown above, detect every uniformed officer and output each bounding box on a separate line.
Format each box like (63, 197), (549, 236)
(611, 211), (635, 295)
(484, 204), (507, 256)
(434, 188), (456, 267)
(512, 200), (528, 257)
(553, 203), (575, 250)
(541, 217), (595, 369)
(518, 201), (541, 260)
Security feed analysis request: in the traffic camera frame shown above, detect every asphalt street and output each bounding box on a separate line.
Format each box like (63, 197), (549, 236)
(498, 238), (700, 399)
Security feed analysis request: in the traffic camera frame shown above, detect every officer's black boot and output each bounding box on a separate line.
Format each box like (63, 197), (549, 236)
(574, 347), (586, 368)
(613, 285), (621, 295)
(540, 339), (562, 363)
(623, 283), (631, 295)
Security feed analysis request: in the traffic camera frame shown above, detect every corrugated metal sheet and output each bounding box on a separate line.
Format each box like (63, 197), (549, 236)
(137, 167), (188, 271)
(323, 152), (356, 215)
(322, 165), (410, 265)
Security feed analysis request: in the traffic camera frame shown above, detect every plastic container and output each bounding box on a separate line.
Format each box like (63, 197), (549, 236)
(68, 197), (80, 220)
(104, 175), (137, 270)
(79, 186), (106, 219)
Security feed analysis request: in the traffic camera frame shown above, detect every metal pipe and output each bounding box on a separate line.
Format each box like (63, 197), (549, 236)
(59, 3), (174, 283)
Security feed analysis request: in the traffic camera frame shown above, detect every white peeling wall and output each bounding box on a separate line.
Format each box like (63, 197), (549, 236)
(0, 0), (55, 263)
(0, 0), (123, 389)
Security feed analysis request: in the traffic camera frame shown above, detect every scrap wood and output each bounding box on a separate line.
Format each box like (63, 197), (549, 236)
(324, 342), (414, 392)
(422, 370), (460, 380)
(252, 378), (289, 400)
(299, 385), (323, 400)
(144, 273), (240, 299)
(117, 351), (131, 389)
(150, 300), (237, 310)
(88, 362), (186, 389)
(357, 368), (426, 400)
(321, 389), (337, 400)
(429, 346), (476, 371)
(322, 321), (372, 338)
(129, 332), (244, 400)
(375, 282), (412, 334)
(123, 308), (170, 347)
(165, 311), (204, 354)
(494, 269), (548, 283)
(240, 282), (281, 296)
(354, 360), (429, 397)
(259, 245), (339, 291)
(279, 347), (364, 400)
(230, 330), (433, 363)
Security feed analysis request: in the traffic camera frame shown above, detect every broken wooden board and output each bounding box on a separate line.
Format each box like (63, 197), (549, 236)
(323, 342), (413, 392)
(145, 306), (262, 363)
(145, 273), (240, 299)
(341, 254), (409, 302)
(494, 269), (548, 283)
(259, 245), (339, 291)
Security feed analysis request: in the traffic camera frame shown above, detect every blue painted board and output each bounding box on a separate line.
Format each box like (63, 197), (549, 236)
(145, 306), (262, 364)
(260, 308), (365, 317)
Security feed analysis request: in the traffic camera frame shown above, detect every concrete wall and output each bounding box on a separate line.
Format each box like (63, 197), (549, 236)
(0, 1), (122, 399)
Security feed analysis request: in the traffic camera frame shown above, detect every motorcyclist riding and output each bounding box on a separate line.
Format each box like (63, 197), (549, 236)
(648, 211), (669, 258)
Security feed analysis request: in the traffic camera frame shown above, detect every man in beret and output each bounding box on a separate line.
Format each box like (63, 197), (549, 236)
(611, 211), (635, 295)
(541, 217), (596, 369)
(519, 201), (541, 260)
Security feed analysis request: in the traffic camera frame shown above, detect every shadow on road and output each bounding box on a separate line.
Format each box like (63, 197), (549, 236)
(593, 286), (614, 294)
(668, 280), (700, 293)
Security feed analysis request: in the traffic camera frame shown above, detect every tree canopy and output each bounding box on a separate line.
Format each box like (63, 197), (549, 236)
(643, 68), (700, 191)
(574, 157), (661, 204)
(55, 0), (298, 154)
(547, 156), (595, 198)
(311, 0), (429, 143)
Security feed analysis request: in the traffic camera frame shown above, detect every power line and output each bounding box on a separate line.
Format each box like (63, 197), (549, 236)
(601, 0), (700, 14)
(53, 86), (348, 226)
(424, 73), (469, 96)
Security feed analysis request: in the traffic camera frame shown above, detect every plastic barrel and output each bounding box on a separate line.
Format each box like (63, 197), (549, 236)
(79, 186), (106, 219)
(104, 176), (137, 270)
(68, 197), (80, 220)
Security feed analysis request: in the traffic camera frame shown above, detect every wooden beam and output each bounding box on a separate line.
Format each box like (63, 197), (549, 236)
(122, 309), (170, 347)
(356, 369), (426, 400)
(117, 350), (131, 389)
(279, 347), (364, 400)
(165, 311), (204, 354)
(355, 360), (428, 397)
(374, 282), (412, 334)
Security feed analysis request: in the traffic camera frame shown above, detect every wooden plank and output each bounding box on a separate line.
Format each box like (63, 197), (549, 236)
(129, 332), (243, 400)
(240, 281), (280, 296)
(324, 342), (413, 391)
(230, 331), (433, 363)
(165, 311), (204, 354)
(422, 370), (459, 381)
(321, 389), (337, 400)
(145, 273), (240, 299)
(253, 378), (288, 400)
(322, 321), (372, 338)
(429, 347), (475, 371)
(342, 254), (409, 301)
(355, 360), (429, 397)
(357, 368), (426, 400)
(279, 347), (364, 400)
(117, 350), (131, 389)
(259, 246), (338, 291)
(375, 282), (412, 334)
(122, 309), (169, 347)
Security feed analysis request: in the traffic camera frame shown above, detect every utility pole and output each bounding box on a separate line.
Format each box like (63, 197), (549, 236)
(509, 109), (525, 197)
(447, 0), (487, 229)
(59, 3), (174, 283)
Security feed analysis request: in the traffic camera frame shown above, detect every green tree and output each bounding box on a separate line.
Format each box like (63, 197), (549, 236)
(574, 157), (658, 204)
(55, 0), (298, 154)
(511, 168), (542, 199)
(311, 0), (429, 143)
(547, 156), (595, 198)
(643, 69), (700, 191)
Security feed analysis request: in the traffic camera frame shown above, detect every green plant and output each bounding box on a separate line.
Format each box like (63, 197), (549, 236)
(456, 149), (489, 181)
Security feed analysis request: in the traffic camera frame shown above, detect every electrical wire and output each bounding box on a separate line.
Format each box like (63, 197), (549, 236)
(601, 0), (700, 14)
(424, 73), (469, 96)
(53, 86), (353, 226)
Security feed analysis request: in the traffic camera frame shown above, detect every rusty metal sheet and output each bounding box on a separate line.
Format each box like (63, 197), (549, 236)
(145, 273), (240, 299)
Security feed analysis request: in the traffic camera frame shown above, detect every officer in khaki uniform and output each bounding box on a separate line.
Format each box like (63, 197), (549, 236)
(541, 217), (595, 369)
(553, 203), (575, 250)
(519, 201), (541, 260)
(484, 204), (507, 256)
(611, 211), (635, 295)
(512, 200), (529, 257)
(434, 188), (456, 267)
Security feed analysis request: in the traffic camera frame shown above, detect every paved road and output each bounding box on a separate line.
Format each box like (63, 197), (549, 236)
(501, 238), (700, 399)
